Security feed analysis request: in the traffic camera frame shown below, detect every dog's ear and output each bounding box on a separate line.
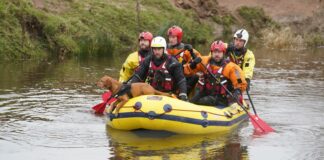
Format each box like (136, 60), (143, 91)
(103, 76), (113, 89)
(110, 78), (119, 94)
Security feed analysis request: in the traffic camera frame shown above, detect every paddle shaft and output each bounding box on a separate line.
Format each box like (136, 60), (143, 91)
(105, 94), (117, 104)
(193, 49), (257, 116)
(200, 63), (249, 113)
(174, 49), (186, 57)
(246, 89), (257, 116)
(200, 62), (275, 131)
(173, 48), (195, 61)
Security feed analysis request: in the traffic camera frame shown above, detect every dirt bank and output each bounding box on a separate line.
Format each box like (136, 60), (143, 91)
(171, 0), (324, 48)
(217, 0), (322, 23)
(217, 0), (324, 45)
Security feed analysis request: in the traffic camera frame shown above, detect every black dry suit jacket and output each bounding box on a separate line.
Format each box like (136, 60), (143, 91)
(129, 54), (187, 94)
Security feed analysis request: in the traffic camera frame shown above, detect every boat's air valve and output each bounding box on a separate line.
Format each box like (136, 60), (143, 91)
(201, 111), (209, 127)
(147, 111), (157, 120)
(163, 104), (172, 112)
(133, 102), (142, 110)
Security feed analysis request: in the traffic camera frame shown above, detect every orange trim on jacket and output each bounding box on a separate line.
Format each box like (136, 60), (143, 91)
(184, 56), (247, 92)
(167, 48), (201, 64)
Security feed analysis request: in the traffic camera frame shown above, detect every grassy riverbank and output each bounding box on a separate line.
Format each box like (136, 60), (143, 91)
(0, 0), (213, 60)
(0, 0), (323, 60)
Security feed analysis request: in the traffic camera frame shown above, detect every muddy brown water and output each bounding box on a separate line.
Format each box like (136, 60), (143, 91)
(0, 48), (323, 160)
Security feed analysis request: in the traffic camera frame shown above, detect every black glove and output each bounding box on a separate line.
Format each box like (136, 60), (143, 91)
(184, 44), (197, 59)
(179, 93), (188, 101)
(184, 44), (193, 51)
(189, 57), (202, 69)
(232, 89), (242, 101)
(122, 81), (128, 85)
(246, 78), (250, 91)
(181, 60), (188, 65)
(227, 42), (235, 52)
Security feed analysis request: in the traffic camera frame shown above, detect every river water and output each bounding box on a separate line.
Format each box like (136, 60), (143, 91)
(0, 48), (323, 160)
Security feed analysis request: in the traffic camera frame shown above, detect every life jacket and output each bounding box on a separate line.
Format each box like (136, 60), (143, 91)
(228, 48), (246, 69)
(138, 52), (146, 63)
(197, 60), (231, 97)
(167, 43), (185, 63)
(146, 56), (174, 92)
(173, 50), (185, 64)
(134, 51), (147, 72)
(115, 84), (133, 98)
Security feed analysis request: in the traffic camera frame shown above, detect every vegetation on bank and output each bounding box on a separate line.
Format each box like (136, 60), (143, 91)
(236, 6), (324, 50)
(0, 0), (213, 60)
(0, 1), (323, 60)
(212, 14), (236, 42)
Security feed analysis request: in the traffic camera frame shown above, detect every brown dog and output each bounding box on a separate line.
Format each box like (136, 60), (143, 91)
(97, 75), (173, 115)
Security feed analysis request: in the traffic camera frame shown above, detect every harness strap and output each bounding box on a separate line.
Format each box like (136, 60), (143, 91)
(115, 84), (132, 98)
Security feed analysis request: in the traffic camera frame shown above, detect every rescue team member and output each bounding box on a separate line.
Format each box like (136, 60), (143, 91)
(226, 29), (255, 91)
(129, 36), (188, 101)
(184, 40), (247, 106)
(119, 32), (153, 82)
(166, 25), (201, 64)
(166, 25), (202, 93)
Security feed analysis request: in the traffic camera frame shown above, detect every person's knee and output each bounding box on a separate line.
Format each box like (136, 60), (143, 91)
(186, 76), (199, 94)
(197, 96), (216, 106)
(186, 75), (199, 85)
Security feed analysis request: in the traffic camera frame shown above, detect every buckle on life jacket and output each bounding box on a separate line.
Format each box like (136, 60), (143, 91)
(220, 80), (227, 85)
(198, 80), (204, 85)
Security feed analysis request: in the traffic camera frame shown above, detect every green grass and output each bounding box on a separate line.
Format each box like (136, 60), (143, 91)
(212, 14), (236, 42)
(306, 34), (324, 47)
(236, 6), (280, 45)
(0, 0), (215, 60)
(237, 6), (279, 31)
(260, 27), (305, 50)
(3, 1), (320, 60)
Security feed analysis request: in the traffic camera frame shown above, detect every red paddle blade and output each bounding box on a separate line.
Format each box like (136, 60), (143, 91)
(92, 91), (117, 114)
(107, 97), (117, 104)
(92, 102), (107, 114)
(102, 91), (112, 101)
(248, 113), (274, 134)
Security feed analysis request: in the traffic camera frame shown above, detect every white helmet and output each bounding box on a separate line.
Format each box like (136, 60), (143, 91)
(151, 36), (167, 53)
(233, 29), (249, 47)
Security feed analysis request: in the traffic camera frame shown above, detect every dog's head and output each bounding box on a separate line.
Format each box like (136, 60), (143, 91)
(97, 75), (119, 92)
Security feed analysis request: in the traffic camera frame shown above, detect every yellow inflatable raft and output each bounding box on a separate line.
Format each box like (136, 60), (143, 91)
(106, 95), (249, 134)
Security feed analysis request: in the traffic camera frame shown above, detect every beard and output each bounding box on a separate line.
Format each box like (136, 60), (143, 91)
(154, 53), (163, 59)
(139, 43), (150, 50)
(213, 56), (222, 62)
(234, 43), (244, 50)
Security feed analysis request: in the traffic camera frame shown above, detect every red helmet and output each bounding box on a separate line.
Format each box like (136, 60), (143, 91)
(210, 40), (226, 53)
(167, 26), (183, 43)
(138, 32), (153, 44)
